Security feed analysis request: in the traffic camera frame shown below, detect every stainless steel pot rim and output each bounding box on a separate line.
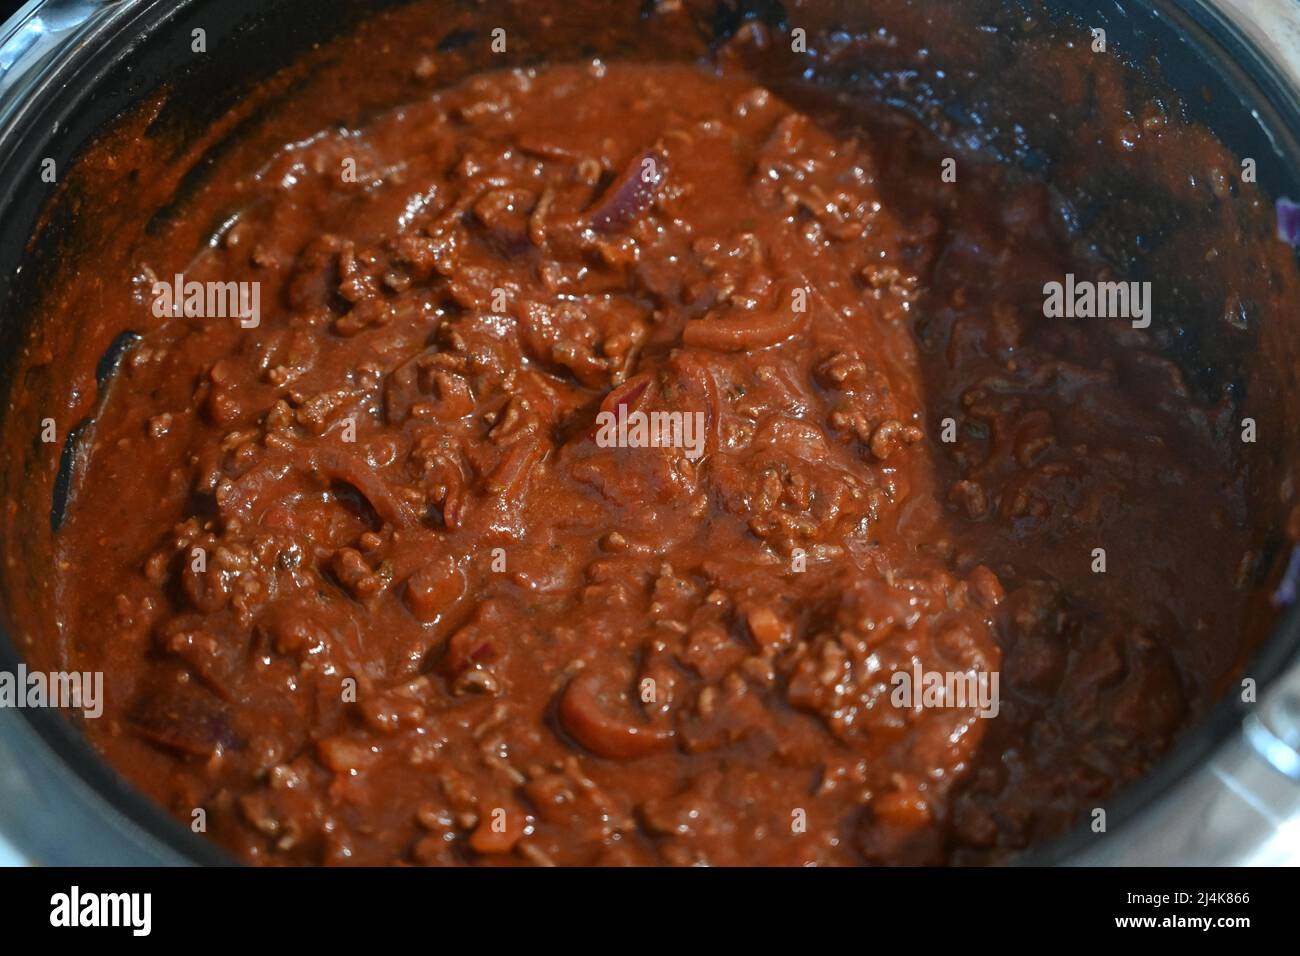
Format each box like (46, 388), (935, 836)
(0, 0), (1296, 866)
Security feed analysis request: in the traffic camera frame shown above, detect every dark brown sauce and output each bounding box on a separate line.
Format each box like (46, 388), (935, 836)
(6, 2), (1298, 866)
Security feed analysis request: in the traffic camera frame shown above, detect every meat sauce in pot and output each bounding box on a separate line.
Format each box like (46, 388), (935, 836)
(11, 4), (1295, 865)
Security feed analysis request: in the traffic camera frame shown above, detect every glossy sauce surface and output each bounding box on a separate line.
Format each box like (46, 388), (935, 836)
(50, 54), (1261, 865)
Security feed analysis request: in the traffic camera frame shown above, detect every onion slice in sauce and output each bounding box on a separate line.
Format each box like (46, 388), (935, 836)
(587, 148), (667, 232)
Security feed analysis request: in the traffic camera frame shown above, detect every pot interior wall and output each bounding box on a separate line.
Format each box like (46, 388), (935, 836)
(0, 0), (1297, 862)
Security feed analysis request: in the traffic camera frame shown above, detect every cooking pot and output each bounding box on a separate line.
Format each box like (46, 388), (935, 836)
(0, 0), (1298, 866)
